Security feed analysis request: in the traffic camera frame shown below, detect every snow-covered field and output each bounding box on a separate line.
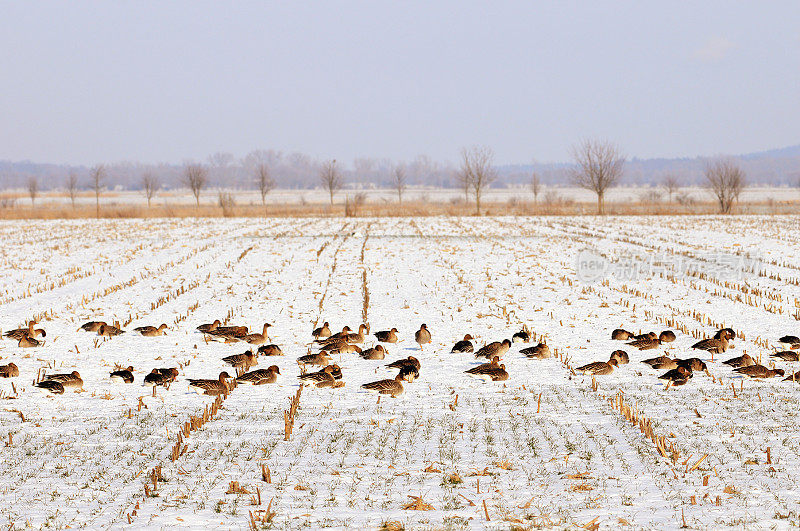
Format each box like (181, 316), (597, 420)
(1, 216), (799, 529)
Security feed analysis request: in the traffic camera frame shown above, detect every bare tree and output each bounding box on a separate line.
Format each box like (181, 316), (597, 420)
(142, 172), (159, 208)
(661, 174), (681, 203)
(705, 159), (746, 214)
(392, 164), (407, 204)
(530, 172), (541, 205)
(90, 165), (105, 218)
(319, 159), (342, 206)
(570, 139), (625, 215)
(27, 177), (39, 206)
(458, 146), (497, 215)
(66, 172), (78, 208)
(256, 163), (275, 213)
(183, 164), (208, 207)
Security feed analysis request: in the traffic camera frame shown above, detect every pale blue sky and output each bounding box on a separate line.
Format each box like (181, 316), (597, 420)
(1, 1), (798, 165)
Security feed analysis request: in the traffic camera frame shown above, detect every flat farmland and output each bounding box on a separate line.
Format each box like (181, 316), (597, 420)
(1, 216), (799, 530)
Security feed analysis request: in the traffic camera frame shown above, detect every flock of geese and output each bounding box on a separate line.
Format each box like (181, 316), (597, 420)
(2, 318), (800, 396)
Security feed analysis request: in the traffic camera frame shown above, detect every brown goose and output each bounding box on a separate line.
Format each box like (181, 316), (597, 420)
(299, 364), (343, 384)
(576, 358), (619, 375)
(0, 362), (20, 378)
(659, 330), (677, 343)
(312, 322), (332, 339)
(36, 380), (64, 395)
(361, 373), (404, 397)
(208, 325), (249, 342)
(359, 345), (386, 360)
(772, 351), (799, 362)
(692, 333), (730, 354)
(222, 350), (258, 369)
(318, 338), (350, 352)
(632, 332), (658, 342)
(257, 344), (284, 356)
(318, 326), (351, 343)
(386, 356), (421, 371)
(5, 323), (45, 340)
(512, 326), (531, 343)
(236, 365), (280, 385)
(451, 335), (474, 353)
(642, 355), (678, 370)
(243, 323), (273, 345)
(133, 324), (168, 336)
(626, 337), (661, 350)
(470, 363), (508, 382)
(677, 358), (709, 373)
(735, 365), (784, 378)
(374, 328), (398, 343)
(143, 368), (178, 387)
(19, 335), (42, 348)
(98, 323), (125, 337)
(330, 344), (362, 355)
(79, 321), (106, 333)
(609, 350), (629, 365)
(398, 365), (420, 382)
(520, 343), (551, 359)
(714, 328), (737, 340)
(197, 320), (221, 333)
(783, 371), (800, 382)
(44, 371), (83, 390)
(343, 324), (369, 344)
(188, 372), (232, 395)
(722, 353), (755, 368)
(659, 366), (693, 385)
(475, 339), (511, 359)
(297, 351), (332, 367)
(465, 356), (503, 380)
(110, 366), (134, 383)
(780, 335), (800, 345)
(415, 324), (431, 350)
(611, 329), (634, 340)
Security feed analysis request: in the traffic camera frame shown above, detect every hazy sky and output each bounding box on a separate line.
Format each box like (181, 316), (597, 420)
(1, 1), (798, 165)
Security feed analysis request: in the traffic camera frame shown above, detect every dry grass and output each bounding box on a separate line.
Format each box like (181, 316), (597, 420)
(0, 198), (797, 219)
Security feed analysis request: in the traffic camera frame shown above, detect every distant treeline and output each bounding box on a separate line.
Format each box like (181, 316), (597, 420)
(1, 145), (798, 191)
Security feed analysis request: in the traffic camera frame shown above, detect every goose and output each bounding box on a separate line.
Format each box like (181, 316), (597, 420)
(611, 329), (634, 340)
(361, 373), (404, 397)
(626, 337), (661, 350)
(18, 335), (41, 348)
(475, 339), (511, 359)
(5, 323), (45, 340)
(359, 345), (386, 360)
(318, 326), (351, 343)
(44, 371), (83, 390)
(609, 350), (629, 365)
(779, 335), (800, 345)
(343, 324), (369, 344)
(133, 324), (168, 336)
(642, 355), (677, 370)
(0, 362), (20, 378)
(257, 344), (284, 356)
(658, 366), (693, 385)
(386, 356), (421, 371)
(374, 328), (398, 343)
(398, 365), (420, 382)
(330, 344), (361, 355)
(771, 351), (799, 362)
(187, 372), (232, 395)
(222, 350), (258, 369)
(318, 338), (350, 352)
(512, 326), (531, 343)
(299, 364), (343, 384)
(79, 321), (106, 333)
(451, 335), (474, 353)
(110, 366), (134, 383)
(98, 323), (124, 337)
(297, 351), (332, 367)
(735, 365), (784, 378)
(631, 332), (658, 342)
(243, 323), (272, 345)
(783, 371), (800, 383)
(312, 322), (332, 339)
(692, 334), (729, 354)
(520, 343), (551, 359)
(659, 330), (677, 343)
(465, 356), (503, 380)
(677, 358), (709, 373)
(208, 325), (249, 342)
(415, 324), (431, 350)
(197, 320), (221, 333)
(143, 368), (178, 387)
(236, 365), (280, 385)
(576, 358), (619, 375)
(714, 328), (737, 340)
(722, 353), (755, 368)
(35, 380), (64, 395)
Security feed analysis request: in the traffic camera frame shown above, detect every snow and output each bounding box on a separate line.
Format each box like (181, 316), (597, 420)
(0, 215), (799, 529)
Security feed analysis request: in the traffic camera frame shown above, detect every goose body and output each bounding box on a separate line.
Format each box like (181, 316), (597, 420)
(361, 373), (404, 397)
(297, 351), (332, 366)
(374, 328), (398, 343)
(222, 350), (258, 369)
(735, 365), (784, 378)
(385, 356), (420, 371)
(257, 344), (284, 356)
(451, 335), (474, 353)
(659, 366), (693, 385)
(0, 363), (20, 378)
(642, 355), (677, 370)
(243, 323), (272, 345)
(626, 337), (660, 350)
(18, 335), (41, 348)
(299, 364), (343, 385)
(359, 345), (386, 360)
(236, 366), (280, 385)
(576, 358), (618, 375)
(714, 328), (737, 340)
(692, 335), (729, 354)
(36, 380), (64, 395)
(659, 330), (677, 343)
(466, 356), (507, 381)
(676, 358), (708, 373)
(143, 368), (178, 387)
(632, 332), (658, 342)
(398, 365), (420, 382)
(780, 335), (800, 345)
(187, 372), (231, 395)
(5, 323), (45, 340)
(609, 350), (629, 365)
(772, 351), (799, 362)
(110, 366), (134, 383)
(44, 371), (83, 390)
(611, 329), (633, 340)
(415, 324), (431, 349)
(133, 324), (168, 336)
(475, 339), (511, 359)
(98, 323), (125, 337)
(312, 322), (332, 339)
(197, 320), (221, 333)
(343, 324), (369, 344)
(512, 328), (531, 343)
(520, 343), (551, 359)
(319, 326), (351, 343)
(722, 353), (755, 368)
(79, 321), (106, 333)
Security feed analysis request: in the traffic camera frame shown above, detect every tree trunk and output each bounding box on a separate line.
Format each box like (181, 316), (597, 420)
(96, 193), (100, 218)
(329, 189), (334, 206)
(597, 193), (604, 215)
(476, 192), (481, 216)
